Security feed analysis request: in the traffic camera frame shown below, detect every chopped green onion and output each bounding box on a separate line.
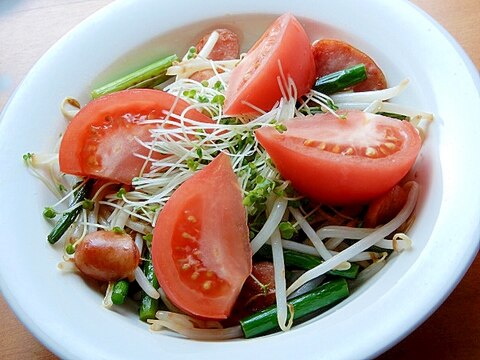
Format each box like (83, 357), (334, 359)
(111, 280), (130, 305)
(47, 180), (93, 244)
(313, 64), (367, 94)
(91, 54), (178, 99)
(240, 279), (349, 338)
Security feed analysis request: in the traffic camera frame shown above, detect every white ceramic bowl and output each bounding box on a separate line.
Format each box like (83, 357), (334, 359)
(1, 1), (479, 359)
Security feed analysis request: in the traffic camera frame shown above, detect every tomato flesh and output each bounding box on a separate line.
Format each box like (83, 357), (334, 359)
(255, 110), (421, 205)
(152, 153), (252, 319)
(224, 13), (315, 116)
(59, 89), (213, 184)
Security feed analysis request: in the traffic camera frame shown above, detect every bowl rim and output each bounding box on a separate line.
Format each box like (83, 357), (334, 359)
(1, 1), (479, 359)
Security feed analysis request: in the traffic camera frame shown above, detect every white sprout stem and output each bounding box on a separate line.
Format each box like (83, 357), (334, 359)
(286, 181), (419, 296)
(134, 233), (144, 254)
(149, 312), (243, 340)
(166, 58), (239, 79)
(289, 207), (332, 260)
(329, 250), (388, 262)
(197, 30), (220, 58)
(325, 237), (345, 250)
(375, 101), (434, 120)
(281, 239), (388, 262)
(60, 97), (81, 120)
(363, 99), (383, 113)
(250, 197), (288, 254)
(349, 258), (387, 290)
(316, 226), (374, 239)
(134, 267), (160, 299)
(270, 227), (290, 331)
(331, 79), (409, 104)
(102, 282), (114, 308)
(98, 200), (152, 224)
(126, 219), (153, 235)
(57, 260), (78, 272)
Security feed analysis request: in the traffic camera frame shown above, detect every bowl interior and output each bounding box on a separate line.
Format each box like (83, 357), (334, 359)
(1, 1), (478, 359)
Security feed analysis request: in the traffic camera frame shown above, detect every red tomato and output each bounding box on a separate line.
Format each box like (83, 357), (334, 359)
(255, 110), (421, 205)
(74, 230), (140, 282)
(224, 13), (315, 116)
(152, 153), (252, 319)
(59, 89), (213, 184)
(312, 39), (387, 92)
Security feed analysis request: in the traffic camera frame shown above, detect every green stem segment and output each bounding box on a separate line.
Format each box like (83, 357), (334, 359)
(139, 255), (161, 321)
(313, 64), (367, 94)
(240, 278), (349, 338)
(256, 245), (360, 279)
(111, 280), (130, 305)
(47, 179), (93, 244)
(91, 54), (178, 99)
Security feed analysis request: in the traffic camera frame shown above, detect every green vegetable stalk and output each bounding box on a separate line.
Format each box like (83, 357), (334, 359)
(240, 278), (349, 338)
(91, 54), (178, 98)
(313, 64), (367, 94)
(47, 179), (93, 244)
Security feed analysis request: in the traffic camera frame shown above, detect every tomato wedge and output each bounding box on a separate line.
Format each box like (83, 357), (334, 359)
(255, 110), (421, 205)
(59, 89), (213, 184)
(312, 39), (387, 92)
(152, 153), (252, 319)
(224, 13), (315, 116)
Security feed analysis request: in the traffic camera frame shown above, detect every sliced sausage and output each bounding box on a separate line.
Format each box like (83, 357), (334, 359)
(312, 39), (387, 92)
(191, 28), (240, 83)
(195, 28), (240, 60)
(364, 185), (408, 228)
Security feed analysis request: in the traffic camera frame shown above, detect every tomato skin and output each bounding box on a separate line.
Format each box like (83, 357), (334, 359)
(312, 39), (387, 92)
(74, 230), (140, 282)
(59, 89), (213, 184)
(152, 153), (252, 319)
(224, 13), (315, 116)
(255, 111), (421, 205)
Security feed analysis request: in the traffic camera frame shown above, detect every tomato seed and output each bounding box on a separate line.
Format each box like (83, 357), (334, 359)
(303, 139), (316, 146)
(202, 281), (213, 290)
(365, 147), (377, 157)
(182, 232), (196, 241)
(331, 144), (341, 153)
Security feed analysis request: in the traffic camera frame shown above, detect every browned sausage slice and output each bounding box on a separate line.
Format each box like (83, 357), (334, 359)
(74, 230), (140, 282)
(195, 28), (240, 60)
(312, 39), (387, 92)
